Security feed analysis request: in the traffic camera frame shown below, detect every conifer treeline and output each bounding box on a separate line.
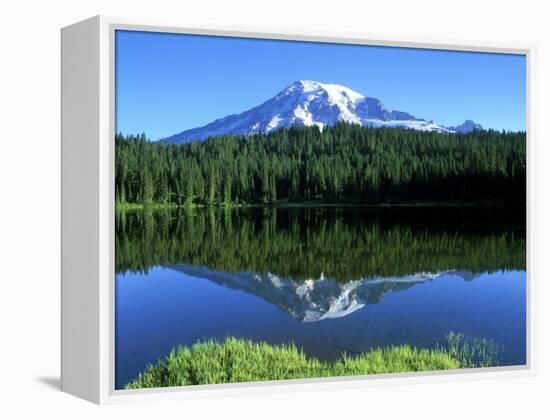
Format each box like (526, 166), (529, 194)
(115, 123), (526, 206)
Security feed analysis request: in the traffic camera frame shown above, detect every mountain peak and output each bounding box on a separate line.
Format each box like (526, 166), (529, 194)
(161, 81), (481, 144)
(288, 80), (365, 102)
(449, 119), (484, 133)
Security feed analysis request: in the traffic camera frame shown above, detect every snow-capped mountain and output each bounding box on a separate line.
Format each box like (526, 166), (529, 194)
(161, 80), (482, 144)
(168, 264), (477, 322)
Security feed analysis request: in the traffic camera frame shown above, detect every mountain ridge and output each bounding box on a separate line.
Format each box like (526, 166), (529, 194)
(161, 80), (482, 144)
(168, 264), (479, 322)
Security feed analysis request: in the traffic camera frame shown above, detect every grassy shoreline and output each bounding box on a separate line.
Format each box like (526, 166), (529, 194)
(125, 334), (499, 389)
(116, 199), (518, 211)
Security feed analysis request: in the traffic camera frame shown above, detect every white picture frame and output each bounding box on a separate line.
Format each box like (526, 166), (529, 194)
(61, 15), (536, 404)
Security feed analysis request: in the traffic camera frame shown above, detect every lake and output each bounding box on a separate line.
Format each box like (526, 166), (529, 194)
(115, 206), (526, 389)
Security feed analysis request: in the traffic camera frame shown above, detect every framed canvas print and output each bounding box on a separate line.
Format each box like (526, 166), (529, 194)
(61, 16), (534, 404)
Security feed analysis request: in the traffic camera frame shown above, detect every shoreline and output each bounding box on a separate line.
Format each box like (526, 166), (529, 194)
(116, 200), (524, 211)
(123, 333), (501, 389)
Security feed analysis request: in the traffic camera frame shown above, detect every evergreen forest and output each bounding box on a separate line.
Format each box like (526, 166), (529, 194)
(115, 124), (526, 207)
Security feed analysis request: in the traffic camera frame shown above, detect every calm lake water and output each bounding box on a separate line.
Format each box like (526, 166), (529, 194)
(115, 206), (526, 389)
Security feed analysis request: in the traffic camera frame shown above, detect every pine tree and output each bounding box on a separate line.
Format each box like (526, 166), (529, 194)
(142, 170), (154, 205)
(223, 177), (232, 207)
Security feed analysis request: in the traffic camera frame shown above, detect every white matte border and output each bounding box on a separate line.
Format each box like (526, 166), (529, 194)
(95, 15), (535, 404)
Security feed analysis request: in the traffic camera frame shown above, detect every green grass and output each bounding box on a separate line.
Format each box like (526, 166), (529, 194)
(115, 201), (252, 210)
(115, 202), (180, 210)
(439, 331), (501, 368)
(116, 200), (507, 211)
(125, 337), (461, 389)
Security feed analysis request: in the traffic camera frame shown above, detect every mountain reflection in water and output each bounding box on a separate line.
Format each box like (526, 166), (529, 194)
(168, 264), (478, 322)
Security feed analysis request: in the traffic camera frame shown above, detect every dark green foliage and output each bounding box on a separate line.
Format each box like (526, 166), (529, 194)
(115, 207), (526, 279)
(115, 124), (526, 207)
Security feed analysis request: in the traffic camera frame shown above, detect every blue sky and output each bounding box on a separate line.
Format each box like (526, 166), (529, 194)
(116, 30), (526, 140)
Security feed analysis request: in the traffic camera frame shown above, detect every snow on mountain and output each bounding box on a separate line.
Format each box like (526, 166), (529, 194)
(161, 80), (482, 144)
(168, 264), (477, 322)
